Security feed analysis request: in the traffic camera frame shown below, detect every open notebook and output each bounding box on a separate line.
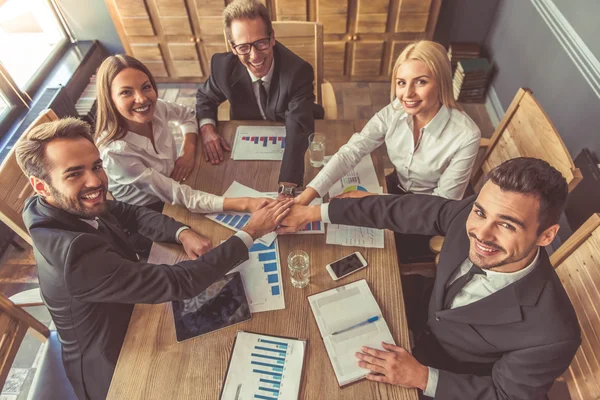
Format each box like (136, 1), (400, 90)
(308, 279), (395, 386)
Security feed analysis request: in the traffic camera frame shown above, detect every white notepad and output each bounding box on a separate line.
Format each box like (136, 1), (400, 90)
(307, 279), (395, 386)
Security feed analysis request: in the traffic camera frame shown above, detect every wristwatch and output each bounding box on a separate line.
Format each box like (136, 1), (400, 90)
(278, 184), (296, 196)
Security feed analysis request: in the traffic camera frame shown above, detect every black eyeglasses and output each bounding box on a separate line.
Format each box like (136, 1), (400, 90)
(231, 36), (272, 55)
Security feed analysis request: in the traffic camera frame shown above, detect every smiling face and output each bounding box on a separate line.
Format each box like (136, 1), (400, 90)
(33, 137), (108, 219)
(395, 59), (441, 122)
(230, 17), (275, 78)
(110, 67), (157, 131)
(465, 181), (558, 272)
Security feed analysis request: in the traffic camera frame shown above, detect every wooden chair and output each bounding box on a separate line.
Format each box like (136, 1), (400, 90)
(218, 21), (338, 120)
(550, 214), (600, 400)
(429, 88), (583, 257)
(0, 109), (59, 247)
(0, 293), (77, 399)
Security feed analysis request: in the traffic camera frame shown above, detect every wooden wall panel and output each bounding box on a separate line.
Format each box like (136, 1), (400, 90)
(113, 0), (148, 16)
(352, 41), (384, 76)
(388, 40), (410, 74)
(355, 0), (390, 34)
(168, 43), (204, 76)
(274, 0), (307, 21)
(395, 13), (429, 33)
(324, 42), (346, 77)
(399, 0), (433, 13)
(317, 0), (348, 34)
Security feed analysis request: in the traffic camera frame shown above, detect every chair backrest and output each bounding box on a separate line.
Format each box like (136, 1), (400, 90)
(0, 293), (49, 389)
(471, 88), (582, 193)
(0, 109), (59, 246)
(271, 21), (324, 105)
(551, 213), (600, 400)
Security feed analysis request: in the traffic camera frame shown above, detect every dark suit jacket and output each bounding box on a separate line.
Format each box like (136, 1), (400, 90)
(328, 194), (581, 399)
(196, 42), (324, 186)
(23, 196), (248, 400)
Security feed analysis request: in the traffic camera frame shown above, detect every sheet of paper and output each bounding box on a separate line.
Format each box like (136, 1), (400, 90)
(326, 186), (384, 249)
(221, 331), (305, 400)
(227, 239), (285, 313)
(205, 181), (276, 245)
(231, 126), (287, 161)
(307, 280), (395, 386)
(327, 155), (380, 198)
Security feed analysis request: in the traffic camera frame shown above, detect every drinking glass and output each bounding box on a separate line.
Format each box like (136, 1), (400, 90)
(308, 133), (326, 167)
(287, 250), (310, 288)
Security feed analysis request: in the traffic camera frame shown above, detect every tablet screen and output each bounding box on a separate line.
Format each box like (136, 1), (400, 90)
(172, 272), (251, 342)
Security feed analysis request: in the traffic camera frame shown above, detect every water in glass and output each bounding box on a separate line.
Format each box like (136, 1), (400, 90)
(288, 251), (310, 288)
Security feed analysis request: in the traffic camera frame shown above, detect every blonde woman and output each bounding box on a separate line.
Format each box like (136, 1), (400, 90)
(295, 40), (481, 206)
(95, 55), (268, 215)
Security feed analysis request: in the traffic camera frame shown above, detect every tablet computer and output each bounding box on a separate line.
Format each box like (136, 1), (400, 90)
(172, 272), (251, 342)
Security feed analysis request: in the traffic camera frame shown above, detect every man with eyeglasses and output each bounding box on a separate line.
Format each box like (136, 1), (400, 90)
(196, 0), (324, 197)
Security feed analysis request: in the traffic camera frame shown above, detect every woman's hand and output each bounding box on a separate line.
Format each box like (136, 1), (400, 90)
(246, 197), (275, 212)
(171, 151), (195, 182)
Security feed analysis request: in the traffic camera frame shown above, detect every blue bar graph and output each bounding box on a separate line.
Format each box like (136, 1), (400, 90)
(259, 378), (280, 388)
(255, 395), (277, 400)
(267, 274), (278, 284)
(216, 214), (225, 221)
(251, 361), (284, 371)
(250, 241), (276, 252)
(252, 369), (282, 379)
(258, 252), (277, 262)
(223, 214), (233, 224)
(271, 285), (280, 295)
(236, 214), (250, 229)
(259, 339), (288, 348)
(263, 263), (277, 272)
(231, 215), (241, 226)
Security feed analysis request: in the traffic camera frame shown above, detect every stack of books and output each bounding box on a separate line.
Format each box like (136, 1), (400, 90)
(447, 42), (482, 75)
(75, 74), (98, 127)
(453, 58), (492, 103)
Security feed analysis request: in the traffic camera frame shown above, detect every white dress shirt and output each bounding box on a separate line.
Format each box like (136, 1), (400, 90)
(199, 59), (275, 128)
(320, 203), (540, 397)
(308, 100), (481, 200)
(99, 99), (224, 213)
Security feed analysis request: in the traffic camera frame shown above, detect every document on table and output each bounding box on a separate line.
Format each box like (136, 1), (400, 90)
(206, 181), (277, 246)
(231, 126), (287, 160)
(221, 331), (306, 400)
(227, 239), (285, 313)
(327, 154), (380, 198)
(308, 279), (395, 386)
(326, 186), (384, 249)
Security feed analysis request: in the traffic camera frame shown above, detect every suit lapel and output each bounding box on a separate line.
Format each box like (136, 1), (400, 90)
(432, 229), (471, 311)
(98, 214), (138, 261)
(265, 45), (282, 121)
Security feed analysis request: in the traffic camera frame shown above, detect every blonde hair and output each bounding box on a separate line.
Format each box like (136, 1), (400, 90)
(390, 40), (460, 110)
(15, 117), (93, 181)
(95, 54), (158, 148)
(223, 0), (272, 43)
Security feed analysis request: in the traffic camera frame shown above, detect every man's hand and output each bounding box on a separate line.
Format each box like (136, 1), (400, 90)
(171, 151), (194, 182)
(246, 197), (274, 212)
(242, 199), (294, 239)
(276, 204), (320, 234)
(355, 343), (429, 390)
(178, 229), (213, 259)
(332, 190), (377, 200)
(200, 124), (231, 165)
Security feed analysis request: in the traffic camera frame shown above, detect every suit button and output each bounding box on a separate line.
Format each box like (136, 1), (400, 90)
(436, 316), (440, 321)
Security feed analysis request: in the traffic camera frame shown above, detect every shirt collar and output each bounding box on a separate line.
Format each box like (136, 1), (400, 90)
(399, 103), (451, 138)
(483, 247), (541, 290)
(247, 58), (275, 84)
(79, 217), (99, 229)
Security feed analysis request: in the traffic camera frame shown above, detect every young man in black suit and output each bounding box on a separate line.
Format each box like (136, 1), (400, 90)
(196, 0), (324, 197)
(16, 118), (292, 400)
(279, 157), (581, 399)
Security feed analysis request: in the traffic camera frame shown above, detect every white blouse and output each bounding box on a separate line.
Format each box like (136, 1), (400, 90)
(308, 100), (481, 200)
(99, 99), (224, 213)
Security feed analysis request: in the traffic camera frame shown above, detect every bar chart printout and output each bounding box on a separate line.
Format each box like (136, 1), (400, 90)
(232, 126), (287, 160)
(221, 331), (306, 400)
(228, 239), (285, 313)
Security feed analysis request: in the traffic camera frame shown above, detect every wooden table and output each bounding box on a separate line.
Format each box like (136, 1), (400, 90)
(107, 120), (417, 400)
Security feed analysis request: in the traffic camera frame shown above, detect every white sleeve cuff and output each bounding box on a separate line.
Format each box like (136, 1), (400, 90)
(234, 231), (254, 249)
(181, 124), (198, 135)
(199, 118), (216, 128)
(320, 203), (331, 223)
(175, 226), (191, 243)
(424, 367), (439, 397)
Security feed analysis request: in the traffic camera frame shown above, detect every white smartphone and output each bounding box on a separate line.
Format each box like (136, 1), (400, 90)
(326, 252), (368, 281)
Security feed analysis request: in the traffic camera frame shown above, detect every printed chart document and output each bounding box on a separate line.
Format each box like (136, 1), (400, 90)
(228, 239), (285, 313)
(308, 279), (395, 386)
(221, 331), (306, 400)
(232, 126), (287, 160)
(326, 155), (384, 248)
(206, 181), (277, 246)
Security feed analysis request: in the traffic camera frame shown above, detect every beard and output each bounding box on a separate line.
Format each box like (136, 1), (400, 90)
(47, 184), (108, 219)
(468, 232), (537, 270)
